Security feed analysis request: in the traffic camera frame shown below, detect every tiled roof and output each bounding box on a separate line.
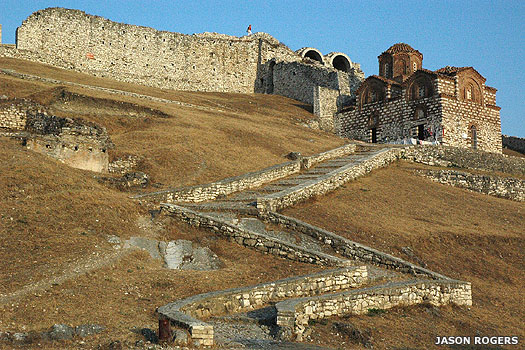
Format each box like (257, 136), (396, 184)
(435, 66), (472, 76)
(384, 43), (418, 54)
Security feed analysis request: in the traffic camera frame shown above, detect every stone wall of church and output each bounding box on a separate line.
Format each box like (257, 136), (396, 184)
(335, 93), (443, 144)
(440, 95), (502, 153)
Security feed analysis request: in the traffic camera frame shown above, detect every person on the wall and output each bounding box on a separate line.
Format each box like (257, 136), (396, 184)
(247, 24), (252, 35)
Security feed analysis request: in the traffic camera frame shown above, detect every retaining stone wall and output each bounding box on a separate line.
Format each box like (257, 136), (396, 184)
(136, 161), (301, 203)
(134, 143), (356, 203)
(423, 170), (525, 201)
(160, 203), (349, 267)
(300, 143), (356, 169)
(0, 99), (42, 130)
(403, 145), (525, 177)
(0, 98), (113, 172)
(157, 266), (366, 346)
(260, 211), (447, 279)
(502, 135), (525, 154)
(276, 279), (472, 340)
(108, 154), (142, 174)
(257, 147), (404, 212)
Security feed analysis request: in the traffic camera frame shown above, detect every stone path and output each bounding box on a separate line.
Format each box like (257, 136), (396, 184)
(181, 146), (387, 214)
(154, 144), (448, 347)
(211, 306), (333, 349)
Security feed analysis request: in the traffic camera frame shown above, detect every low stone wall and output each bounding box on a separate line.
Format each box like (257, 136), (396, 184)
(257, 147), (403, 212)
(502, 135), (525, 154)
(276, 279), (472, 341)
(423, 170), (525, 201)
(261, 212), (447, 279)
(404, 145), (525, 177)
(135, 143), (356, 203)
(108, 154), (143, 174)
(160, 204), (349, 267)
(300, 143), (356, 169)
(136, 161), (301, 203)
(0, 98), (42, 130)
(157, 266), (367, 346)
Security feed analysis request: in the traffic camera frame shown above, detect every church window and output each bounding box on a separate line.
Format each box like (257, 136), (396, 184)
(413, 62), (417, 72)
(384, 63), (390, 78)
(466, 85), (474, 100)
(470, 125), (477, 149)
(418, 85), (426, 98)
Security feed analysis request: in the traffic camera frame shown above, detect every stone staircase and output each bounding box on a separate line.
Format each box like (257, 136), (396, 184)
(179, 145), (390, 214)
(149, 143), (471, 347)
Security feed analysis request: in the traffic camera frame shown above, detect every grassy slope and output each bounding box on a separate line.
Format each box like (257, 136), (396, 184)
(1, 57), (523, 349)
(0, 57), (344, 187)
(0, 58), (332, 348)
(284, 161), (524, 350)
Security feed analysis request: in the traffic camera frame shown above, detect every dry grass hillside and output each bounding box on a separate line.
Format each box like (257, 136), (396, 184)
(284, 162), (524, 350)
(1, 57), (523, 349)
(0, 57), (344, 188)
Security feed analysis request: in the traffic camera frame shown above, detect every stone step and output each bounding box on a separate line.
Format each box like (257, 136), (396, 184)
(293, 174), (322, 180)
(225, 191), (261, 201)
(182, 202), (258, 214)
(255, 185), (291, 193)
(272, 179), (307, 186)
(301, 168), (334, 175)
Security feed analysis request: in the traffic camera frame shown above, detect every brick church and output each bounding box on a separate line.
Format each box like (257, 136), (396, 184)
(335, 43), (502, 153)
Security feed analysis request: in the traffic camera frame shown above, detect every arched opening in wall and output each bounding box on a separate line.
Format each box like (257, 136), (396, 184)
(417, 124), (425, 140)
(304, 50), (323, 64)
(332, 55), (350, 72)
(368, 112), (379, 143)
(470, 125), (478, 149)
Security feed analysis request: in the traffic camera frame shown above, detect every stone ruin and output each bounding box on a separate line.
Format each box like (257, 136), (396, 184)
(0, 98), (113, 172)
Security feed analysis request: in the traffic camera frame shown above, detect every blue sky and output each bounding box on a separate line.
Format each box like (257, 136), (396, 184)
(1, 0), (523, 137)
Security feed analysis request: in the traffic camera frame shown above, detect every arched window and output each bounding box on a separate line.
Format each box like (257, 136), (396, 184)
(470, 125), (477, 149)
(408, 77), (433, 100)
(371, 90), (377, 102)
(361, 84), (385, 106)
(413, 62), (417, 72)
(384, 63), (390, 78)
(462, 79), (483, 104)
(418, 85), (426, 98)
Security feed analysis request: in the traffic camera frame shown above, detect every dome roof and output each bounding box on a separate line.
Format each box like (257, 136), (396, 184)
(381, 43), (422, 57)
(386, 43), (416, 54)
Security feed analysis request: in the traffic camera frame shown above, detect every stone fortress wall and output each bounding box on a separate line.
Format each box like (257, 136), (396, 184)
(13, 8), (364, 108)
(502, 135), (525, 154)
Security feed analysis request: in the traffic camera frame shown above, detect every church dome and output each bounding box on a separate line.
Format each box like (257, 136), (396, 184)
(385, 43), (417, 54)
